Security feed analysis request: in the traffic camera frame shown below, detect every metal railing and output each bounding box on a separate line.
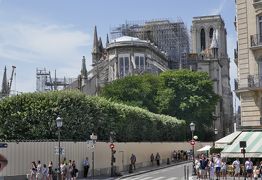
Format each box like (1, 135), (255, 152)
(250, 34), (262, 47)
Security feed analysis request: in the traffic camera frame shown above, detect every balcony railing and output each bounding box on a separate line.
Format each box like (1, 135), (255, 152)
(248, 74), (262, 89)
(250, 34), (262, 48)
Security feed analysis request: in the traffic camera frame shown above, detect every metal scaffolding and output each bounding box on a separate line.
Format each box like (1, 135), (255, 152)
(110, 18), (190, 69)
(36, 68), (76, 92)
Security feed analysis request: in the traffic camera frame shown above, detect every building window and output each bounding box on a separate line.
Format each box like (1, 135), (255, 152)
(134, 55), (145, 69)
(200, 28), (206, 50)
(258, 16), (262, 42)
(209, 28), (214, 39)
(119, 56), (129, 77)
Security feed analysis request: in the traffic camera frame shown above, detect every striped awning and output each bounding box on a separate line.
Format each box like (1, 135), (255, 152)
(221, 131), (262, 158)
(215, 131), (241, 148)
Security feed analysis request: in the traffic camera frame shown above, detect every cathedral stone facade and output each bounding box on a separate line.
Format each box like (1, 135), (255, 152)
(67, 26), (169, 95)
(189, 15), (233, 138)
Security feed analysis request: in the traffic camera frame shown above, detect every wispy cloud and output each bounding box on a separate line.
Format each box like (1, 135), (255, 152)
(209, 0), (227, 15)
(0, 23), (90, 64)
(0, 17), (91, 92)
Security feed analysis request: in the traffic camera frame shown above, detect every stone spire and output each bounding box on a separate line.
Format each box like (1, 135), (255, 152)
(1, 66), (9, 97)
(106, 34), (109, 47)
(81, 56), (88, 79)
(92, 26), (101, 65)
(92, 26), (99, 54)
(98, 37), (103, 52)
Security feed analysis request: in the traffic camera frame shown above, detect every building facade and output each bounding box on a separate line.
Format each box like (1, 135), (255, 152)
(68, 27), (169, 95)
(110, 19), (189, 69)
(235, 0), (262, 127)
(190, 15), (233, 138)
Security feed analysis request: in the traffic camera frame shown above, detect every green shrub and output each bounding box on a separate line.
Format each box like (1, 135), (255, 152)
(0, 91), (186, 141)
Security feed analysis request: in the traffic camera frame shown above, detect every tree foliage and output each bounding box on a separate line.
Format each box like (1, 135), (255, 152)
(0, 91), (186, 141)
(101, 70), (219, 140)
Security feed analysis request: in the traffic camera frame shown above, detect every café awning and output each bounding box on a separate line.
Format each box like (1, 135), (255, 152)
(197, 145), (211, 152)
(215, 131), (241, 149)
(221, 131), (262, 158)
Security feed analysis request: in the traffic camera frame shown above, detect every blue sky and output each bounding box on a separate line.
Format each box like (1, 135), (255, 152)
(0, 0), (238, 107)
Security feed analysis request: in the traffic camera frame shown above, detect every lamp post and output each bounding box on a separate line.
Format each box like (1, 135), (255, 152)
(190, 122), (196, 176)
(90, 133), (97, 180)
(213, 128), (218, 147)
(56, 116), (63, 180)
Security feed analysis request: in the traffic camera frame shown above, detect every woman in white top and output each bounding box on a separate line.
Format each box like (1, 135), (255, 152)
(232, 158), (240, 180)
(245, 158), (253, 178)
(215, 154), (222, 179)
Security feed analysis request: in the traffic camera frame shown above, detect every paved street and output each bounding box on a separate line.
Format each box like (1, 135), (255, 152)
(120, 162), (194, 180)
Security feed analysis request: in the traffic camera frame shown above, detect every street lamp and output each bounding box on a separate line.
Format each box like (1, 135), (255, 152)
(90, 133), (97, 180)
(189, 122), (196, 176)
(56, 116), (63, 180)
(213, 128), (218, 147)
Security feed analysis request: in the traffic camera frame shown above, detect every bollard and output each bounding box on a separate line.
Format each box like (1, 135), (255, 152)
(167, 158), (170, 165)
(186, 165), (189, 180)
(184, 165), (187, 180)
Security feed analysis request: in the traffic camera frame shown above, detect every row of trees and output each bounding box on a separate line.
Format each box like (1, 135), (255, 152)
(101, 70), (219, 140)
(0, 91), (186, 141)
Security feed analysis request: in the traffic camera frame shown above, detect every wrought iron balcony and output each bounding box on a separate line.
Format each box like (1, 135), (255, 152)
(248, 74), (262, 89)
(250, 34), (262, 48)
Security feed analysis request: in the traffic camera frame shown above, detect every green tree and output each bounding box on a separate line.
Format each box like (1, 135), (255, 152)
(158, 70), (219, 140)
(101, 70), (219, 140)
(101, 74), (161, 112)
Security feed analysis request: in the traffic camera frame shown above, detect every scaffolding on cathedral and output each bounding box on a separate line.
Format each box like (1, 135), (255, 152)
(36, 68), (76, 92)
(110, 18), (190, 69)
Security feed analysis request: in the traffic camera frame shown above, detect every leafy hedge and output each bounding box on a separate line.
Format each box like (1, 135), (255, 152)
(0, 91), (186, 141)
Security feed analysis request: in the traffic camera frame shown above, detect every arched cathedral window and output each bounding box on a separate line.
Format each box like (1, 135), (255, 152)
(200, 28), (206, 50)
(209, 28), (214, 39)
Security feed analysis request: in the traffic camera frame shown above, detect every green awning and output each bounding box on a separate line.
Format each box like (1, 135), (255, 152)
(221, 131), (262, 158)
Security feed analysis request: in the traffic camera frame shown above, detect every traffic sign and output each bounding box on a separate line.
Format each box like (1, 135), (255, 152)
(54, 147), (65, 155)
(110, 143), (115, 149)
(190, 140), (195, 146)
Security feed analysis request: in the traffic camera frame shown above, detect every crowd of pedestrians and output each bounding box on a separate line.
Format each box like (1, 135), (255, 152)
(172, 150), (189, 161)
(29, 157), (90, 180)
(194, 153), (262, 180)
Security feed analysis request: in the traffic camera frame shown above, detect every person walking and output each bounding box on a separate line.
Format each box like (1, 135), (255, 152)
(245, 158), (253, 179)
(150, 153), (154, 166)
(71, 163), (78, 180)
(48, 161), (53, 180)
(155, 152), (160, 166)
(42, 164), (48, 180)
(259, 161), (262, 180)
(83, 157), (89, 178)
(232, 158), (240, 180)
(130, 154), (136, 171)
(199, 154), (208, 179)
(30, 161), (37, 180)
(36, 160), (43, 180)
(214, 154), (222, 180)
(221, 159), (227, 180)
(209, 158), (215, 180)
